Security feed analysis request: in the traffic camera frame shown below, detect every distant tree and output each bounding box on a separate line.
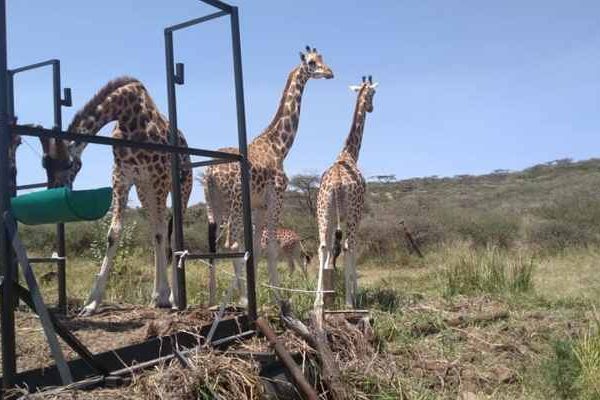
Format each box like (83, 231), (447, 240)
(288, 174), (320, 217)
(369, 174), (397, 183)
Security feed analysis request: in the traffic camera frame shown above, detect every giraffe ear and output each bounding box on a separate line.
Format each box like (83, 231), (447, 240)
(299, 52), (306, 62)
(349, 85), (361, 92)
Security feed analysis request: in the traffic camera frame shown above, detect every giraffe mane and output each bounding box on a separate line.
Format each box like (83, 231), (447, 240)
(67, 76), (141, 133)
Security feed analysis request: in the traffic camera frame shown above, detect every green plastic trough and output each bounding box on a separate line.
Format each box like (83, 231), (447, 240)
(11, 187), (112, 225)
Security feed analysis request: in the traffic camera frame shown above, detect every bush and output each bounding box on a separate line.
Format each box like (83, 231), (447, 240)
(574, 315), (600, 399)
(527, 220), (588, 251)
(544, 340), (582, 399)
(440, 245), (535, 297)
(450, 212), (520, 249)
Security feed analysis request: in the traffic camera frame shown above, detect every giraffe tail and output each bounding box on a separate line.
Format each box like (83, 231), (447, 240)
(331, 186), (343, 270)
(167, 215), (174, 264)
(332, 228), (343, 270)
(208, 222), (217, 254)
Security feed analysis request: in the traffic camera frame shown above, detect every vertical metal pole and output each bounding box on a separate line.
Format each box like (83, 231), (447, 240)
(230, 7), (256, 322)
(164, 30), (186, 310)
(52, 61), (67, 314)
(6, 71), (17, 301)
(6, 71), (12, 120)
(0, 0), (17, 391)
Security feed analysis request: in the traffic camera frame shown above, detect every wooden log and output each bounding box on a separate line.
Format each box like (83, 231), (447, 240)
(400, 220), (423, 258)
(256, 318), (318, 400)
(323, 267), (335, 309)
(280, 301), (349, 400)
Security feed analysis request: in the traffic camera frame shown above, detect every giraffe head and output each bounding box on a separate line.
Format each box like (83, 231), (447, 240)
(350, 75), (378, 112)
(299, 46), (334, 80)
(39, 137), (78, 188)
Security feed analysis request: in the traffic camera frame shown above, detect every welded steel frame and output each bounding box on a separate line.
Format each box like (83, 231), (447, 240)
(8, 59), (72, 314)
(0, 0), (256, 394)
(164, 2), (256, 318)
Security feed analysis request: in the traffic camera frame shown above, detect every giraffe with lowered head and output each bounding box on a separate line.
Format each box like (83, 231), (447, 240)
(41, 77), (193, 316)
(315, 75), (378, 310)
(204, 47), (333, 305)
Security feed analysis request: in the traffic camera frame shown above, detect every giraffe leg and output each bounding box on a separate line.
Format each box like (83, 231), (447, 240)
(228, 208), (248, 307)
(265, 186), (283, 301)
(153, 214), (171, 308)
(136, 182), (171, 308)
(252, 207), (266, 269)
(204, 175), (224, 307)
(314, 193), (335, 311)
(344, 215), (360, 308)
(80, 173), (132, 316)
(286, 250), (296, 275)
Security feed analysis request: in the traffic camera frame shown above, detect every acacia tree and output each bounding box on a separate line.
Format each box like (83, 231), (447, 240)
(288, 174), (320, 217)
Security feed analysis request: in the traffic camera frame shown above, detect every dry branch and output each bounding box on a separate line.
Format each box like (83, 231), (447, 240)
(280, 301), (350, 400)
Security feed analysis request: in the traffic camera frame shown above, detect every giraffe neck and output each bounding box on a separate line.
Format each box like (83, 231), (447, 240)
(252, 66), (310, 162)
(337, 90), (368, 163)
(67, 77), (153, 158)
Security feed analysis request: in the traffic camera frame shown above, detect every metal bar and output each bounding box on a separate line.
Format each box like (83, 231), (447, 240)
(16, 182), (47, 190)
(189, 158), (236, 169)
(199, 0), (232, 12)
(0, 0), (17, 389)
(256, 318), (318, 400)
(6, 70), (12, 119)
(4, 212), (73, 385)
(230, 6), (256, 322)
(28, 257), (62, 263)
(13, 124), (243, 160)
(8, 59), (57, 74)
(165, 11), (227, 33)
(164, 30), (186, 310)
(52, 61), (67, 314)
(185, 251), (246, 260)
(210, 330), (255, 347)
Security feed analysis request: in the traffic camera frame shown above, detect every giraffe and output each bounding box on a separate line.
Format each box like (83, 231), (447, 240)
(204, 47), (333, 305)
(259, 227), (313, 276)
(314, 76), (378, 309)
(40, 77), (193, 316)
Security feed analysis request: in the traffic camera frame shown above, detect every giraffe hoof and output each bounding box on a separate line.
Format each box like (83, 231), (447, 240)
(238, 297), (249, 308)
(79, 304), (97, 317)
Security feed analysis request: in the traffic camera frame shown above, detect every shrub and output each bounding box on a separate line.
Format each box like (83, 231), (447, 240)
(527, 220), (587, 251)
(544, 340), (581, 399)
(450, 212), (520, 249)
(574, 314), (600, 399)
(440, 245), (535, 296)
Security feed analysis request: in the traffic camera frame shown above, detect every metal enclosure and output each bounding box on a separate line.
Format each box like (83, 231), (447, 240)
(0, 0), (256, 394)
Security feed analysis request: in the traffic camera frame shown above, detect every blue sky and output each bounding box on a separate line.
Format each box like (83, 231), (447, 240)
(8, 1), (600, 205)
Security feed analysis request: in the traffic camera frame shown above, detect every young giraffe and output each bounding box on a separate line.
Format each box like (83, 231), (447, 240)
(259, 227), (312, 276)
(315, 76), (378, 309)
(204, 47), (333, 305)
(41, 77), (193, 316)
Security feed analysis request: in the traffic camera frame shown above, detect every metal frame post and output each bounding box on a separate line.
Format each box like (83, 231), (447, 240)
(164, 30), (186, 310)
(51, 62), (67, 314)
(0, 0), (17, 391)
(229, 6), (256, 322)
(0, 1), (256, 392)
(8, 60), (71, 313)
